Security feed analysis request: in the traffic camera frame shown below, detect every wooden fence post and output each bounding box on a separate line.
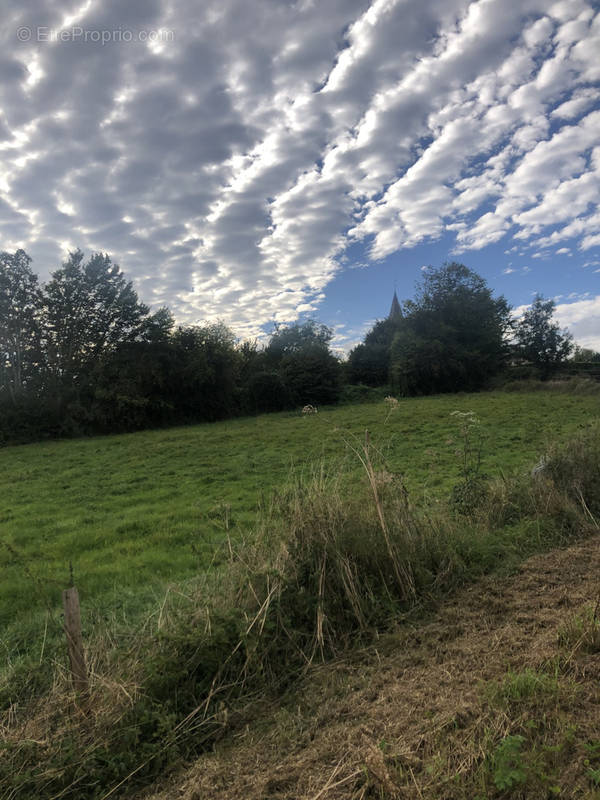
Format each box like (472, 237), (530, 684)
(62, 585), (89, 697)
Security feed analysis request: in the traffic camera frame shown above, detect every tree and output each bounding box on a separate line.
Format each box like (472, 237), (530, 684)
(391, 263), (511, 394)
(142, 306), (175, 343)
(42, 250), (150, 380)
(571, 346), (600, 363)
(346, 341), (389, 386)
(265, 320), (341, 405)
(170, 322), (241, 421)
(265, 320), (334, 359)
(514, 295), (573, 378)
(347, 317), (404, 386)
(246, 371), (291, 412)
(0, 249), (42, 404)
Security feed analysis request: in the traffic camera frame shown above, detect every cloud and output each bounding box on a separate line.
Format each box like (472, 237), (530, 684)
(551, 87), (598, 118)
(0, 0), (598, 336)
(555, 295), (600, 350)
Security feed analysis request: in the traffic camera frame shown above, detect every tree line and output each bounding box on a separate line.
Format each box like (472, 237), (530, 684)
(0, 250), (590, 444)
(0, 249), (341, 443)
(347, 262), (585, 393)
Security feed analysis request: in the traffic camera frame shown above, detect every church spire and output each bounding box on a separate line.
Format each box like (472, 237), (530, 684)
(389, 289), (402, 319)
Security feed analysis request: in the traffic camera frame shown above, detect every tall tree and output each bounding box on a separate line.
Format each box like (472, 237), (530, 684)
(170, 322), (241, 421)
(391, 263), (511, 394)
(265, 320), (333, 359)
(0, 249), (42, 404)
(347, 316), (404, 386)
(42, 250), (150, 379)
(265, 320), (341, 405)
(514, 295), (573, 377)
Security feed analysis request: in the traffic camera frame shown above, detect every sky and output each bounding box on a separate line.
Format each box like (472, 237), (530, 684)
(1, 0), (599, 351)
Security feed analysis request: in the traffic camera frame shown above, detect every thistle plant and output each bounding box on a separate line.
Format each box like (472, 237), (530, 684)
(450, 410), (484, 482)
(383, 396), (399, 424)
(449, 410), (488, 514)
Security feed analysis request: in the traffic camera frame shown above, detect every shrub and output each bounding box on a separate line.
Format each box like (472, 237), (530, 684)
(247, 370), (292, 412)
(338, 384), (391, 405)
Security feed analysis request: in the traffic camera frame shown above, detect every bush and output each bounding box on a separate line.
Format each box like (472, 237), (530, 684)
(545, 425), (600, 515)
(338, 384), (391, 405)
(246, 370), (292, 412)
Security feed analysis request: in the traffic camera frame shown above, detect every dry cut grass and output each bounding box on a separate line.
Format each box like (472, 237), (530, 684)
(143, 537), (600, 800)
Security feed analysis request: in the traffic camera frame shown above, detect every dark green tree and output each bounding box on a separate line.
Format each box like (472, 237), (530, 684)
(391, 263), (511, 394)
(142, 306), (175, 343)
(265, 320), (341, 405)
(265, 320), (333, 359)
(0, 249), (42, 404)
(170, 322), (241, 421)
(42, 250), (150, 380)
(91, 339), (175, 431)
(514, 295), (573, 378)
(246, 371), (291, 412)
(347, 316), (404, 386)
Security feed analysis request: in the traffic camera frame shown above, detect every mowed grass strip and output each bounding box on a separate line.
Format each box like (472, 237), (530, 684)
(0, 391), (598, 634)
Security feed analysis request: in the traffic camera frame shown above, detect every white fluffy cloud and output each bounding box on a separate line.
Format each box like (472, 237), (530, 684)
(554, 295), (600, 350)
(0, 0), (598, 335)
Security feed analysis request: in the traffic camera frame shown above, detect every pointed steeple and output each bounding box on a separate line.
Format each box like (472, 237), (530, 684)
(389, 290), (402, 319)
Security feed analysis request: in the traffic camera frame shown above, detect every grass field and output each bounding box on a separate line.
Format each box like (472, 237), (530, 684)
(1, 390), (599, 651)
(2, 388), (600, 800)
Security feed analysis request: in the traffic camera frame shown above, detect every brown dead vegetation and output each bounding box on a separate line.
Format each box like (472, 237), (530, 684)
(143, 535), (600, 800)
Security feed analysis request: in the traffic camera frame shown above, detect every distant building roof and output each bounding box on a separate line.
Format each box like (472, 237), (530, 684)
(389, 290), (402, 319)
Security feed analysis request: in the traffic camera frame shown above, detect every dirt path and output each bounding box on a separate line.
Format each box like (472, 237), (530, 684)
(145, 536), (600, 799)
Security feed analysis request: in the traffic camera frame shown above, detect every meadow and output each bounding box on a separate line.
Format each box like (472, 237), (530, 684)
(2, 387), (600, 799)
(1, 389), (599, 650)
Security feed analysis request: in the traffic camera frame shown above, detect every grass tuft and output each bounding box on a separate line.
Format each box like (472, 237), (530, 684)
(558, 600), (600, 656)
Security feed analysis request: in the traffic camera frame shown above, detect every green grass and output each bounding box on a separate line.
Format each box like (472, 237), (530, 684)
(485, 668), (564, 707)
(2, 390), (600, 800)
(0, 390), (598, 662)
